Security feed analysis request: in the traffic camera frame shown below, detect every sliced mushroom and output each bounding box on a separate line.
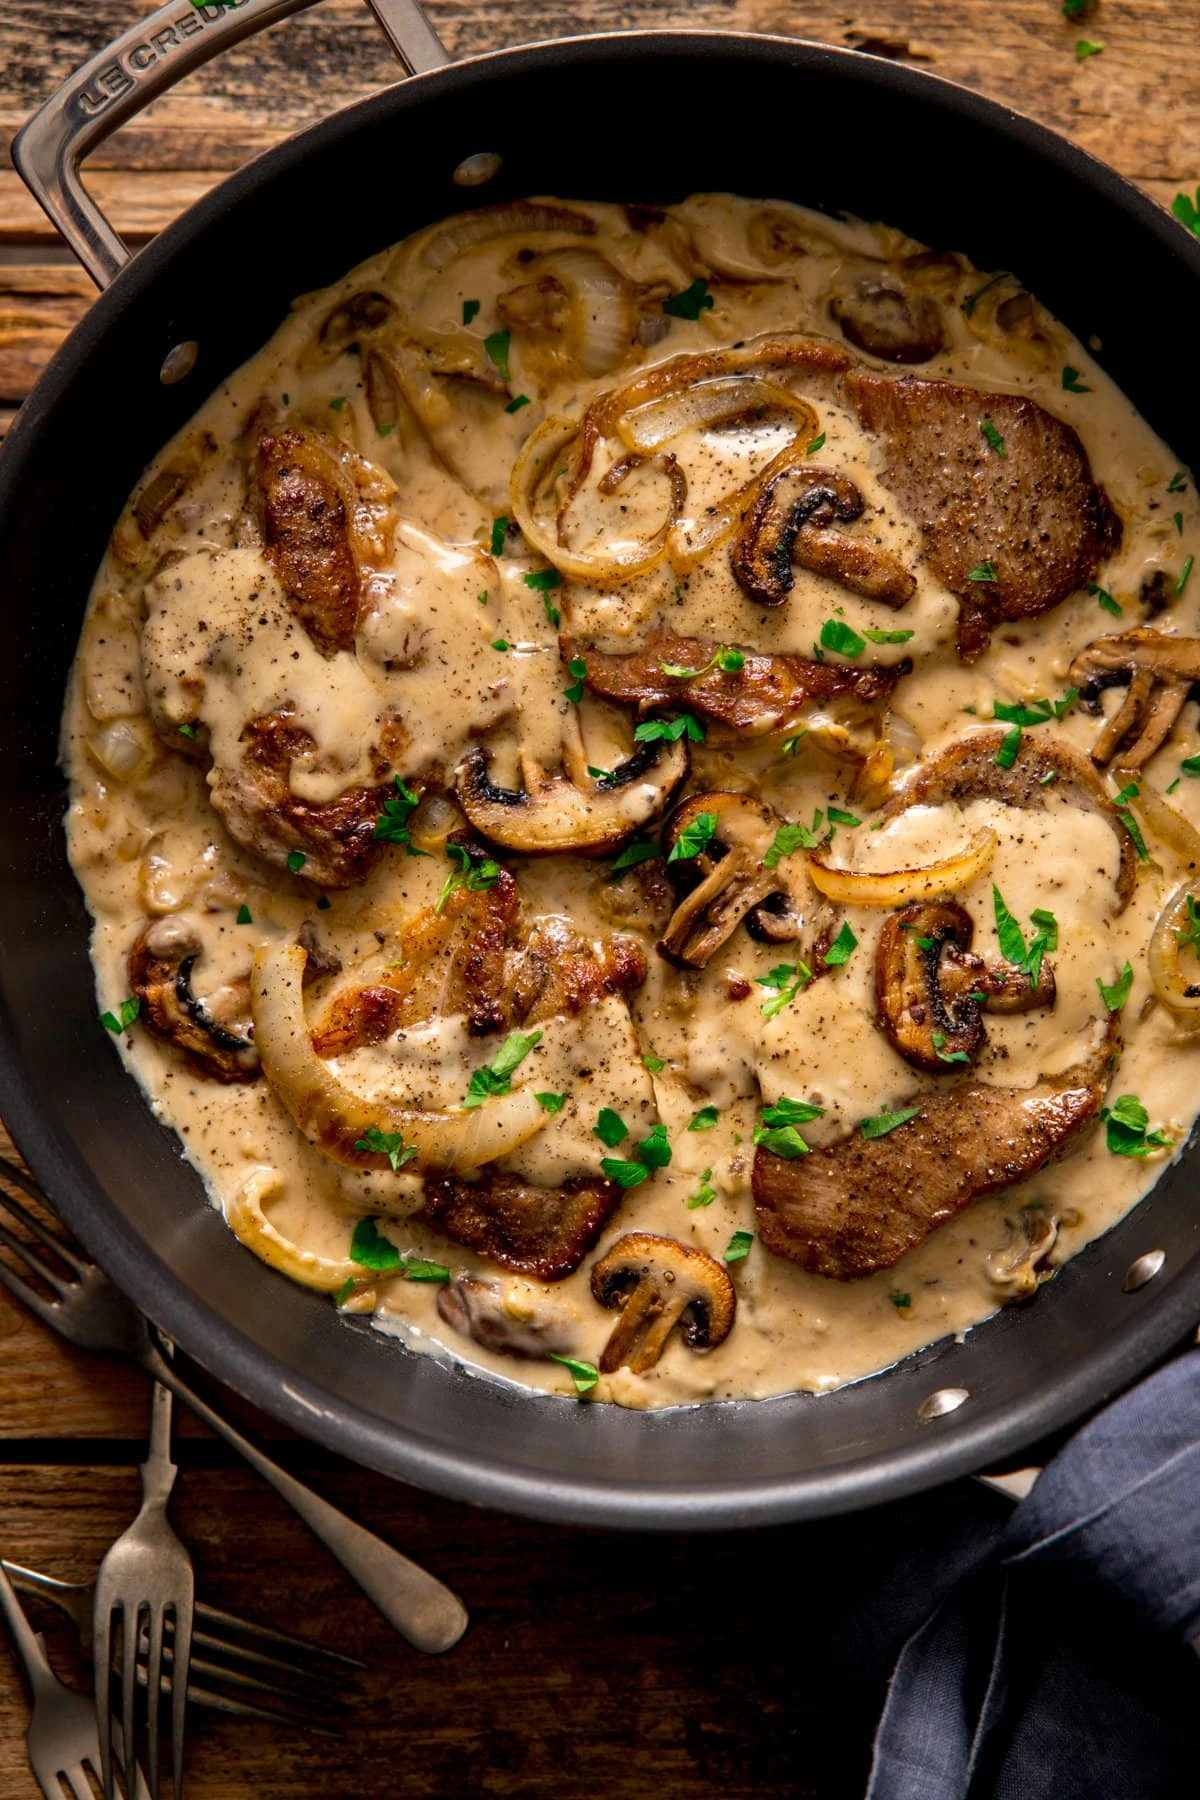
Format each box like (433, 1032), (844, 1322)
(129, 919), (259, 1084)
(421, 1169), (621, 1281)
(306, 290), (395, 368)
(658, 793), (794, 968)
(731, 454), (916, 609)
(984, 1205), (1074, 1300)
(436, 1275), (575, 1358)
(1067, 629), (1200, 770)
(456, 729), (687, 857)
(753, 1020), (1117, 1279)
(882, 730), (1137, 913)
(590, 1233), (736, 1373)
(875, 899), (1055, 1076)
(829, 276), (945, 363)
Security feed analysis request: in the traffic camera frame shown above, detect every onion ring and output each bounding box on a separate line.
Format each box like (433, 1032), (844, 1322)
(1149, 882), (1200, 1013)
(511, 416), (680, 586)
(1113, 766), (1200, 875)
(226, 1165), (368, 1294)
(807, 828), (998, 905)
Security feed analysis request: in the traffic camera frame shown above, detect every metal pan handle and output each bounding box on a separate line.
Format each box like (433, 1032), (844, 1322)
(11, 0), (449, 290)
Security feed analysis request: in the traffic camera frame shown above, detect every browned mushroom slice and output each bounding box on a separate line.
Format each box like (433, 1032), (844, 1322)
(436, 1275), (576, 1359)
(843, 372), (1121, 658)
(1067, 629), (1200, 770)
(829, 277), (945, 363)
(421, 1169), (622, 1281)
(875, 899), (1055, 1076)
(984, 1205), (1074, 1300)
(590, 1233), (736, 1373)
(314, 290), (395, 361)
(209, 708), (393, 889)
(456, 734), (688, 856)
(731, 457), (916, 609)
(658, 792), (788, 968)
(883, 729), (1137, 913)
(567, 629), (908, 736)
(753, 1022), (1117, 1279)
(129, 920), (259, 1085)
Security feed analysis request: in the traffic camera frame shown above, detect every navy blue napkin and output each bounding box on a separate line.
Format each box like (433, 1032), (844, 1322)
(865, 1347), (1200, 1799)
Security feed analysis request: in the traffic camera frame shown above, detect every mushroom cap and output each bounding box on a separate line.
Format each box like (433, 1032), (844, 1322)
(875, 899), (986, 1075)
(456, 737), (688, 856)
(590, 1231), (736, 1353)
(658, 791), (787, 969)
(129, 918), (259, 1084)
(829, 276), (945, 364)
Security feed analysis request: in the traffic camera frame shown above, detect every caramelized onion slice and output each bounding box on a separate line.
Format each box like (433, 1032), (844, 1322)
(532, 248), (636, 377)
(807, 829), (998, 905)
(226, 1165), (364, 1293)
(417, 201), (597, 271)
(252, 942), (547, 1171)
(1113, 766), (1200, 876)
(1149, 882), (1200, 1013)
(511, 416), (679, 586)
(617, 376), (818, 455)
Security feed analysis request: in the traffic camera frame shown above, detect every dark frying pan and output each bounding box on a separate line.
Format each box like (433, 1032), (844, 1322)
(2, 0), (1199, 1530)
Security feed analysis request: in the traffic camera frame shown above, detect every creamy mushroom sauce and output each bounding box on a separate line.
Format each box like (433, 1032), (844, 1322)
(64, 194), (1200, 1409)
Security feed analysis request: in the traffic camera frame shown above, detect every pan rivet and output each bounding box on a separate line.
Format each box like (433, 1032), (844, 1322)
(917, 1386), (969, 1422)
(452, 151), (503, 188)
(159, 341), (199, 385)
(1122, 1249), (1165, 1293)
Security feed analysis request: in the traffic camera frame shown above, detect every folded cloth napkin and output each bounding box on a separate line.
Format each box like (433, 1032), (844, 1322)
(866, 1346), (1200, 1800)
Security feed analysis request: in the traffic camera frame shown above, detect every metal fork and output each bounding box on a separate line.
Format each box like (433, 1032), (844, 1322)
(0, 1156), (468, 1655)
(94, 1375), (194, 1800)
(0, 1557), (149, 1800)
(5, 1559), (365, 1729)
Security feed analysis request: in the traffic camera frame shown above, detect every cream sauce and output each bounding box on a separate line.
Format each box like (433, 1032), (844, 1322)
(63, 194), (1200, 1409)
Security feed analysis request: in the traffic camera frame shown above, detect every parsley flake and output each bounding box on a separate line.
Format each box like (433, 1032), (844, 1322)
(484, 329), (511, 381)
(1097, 961), (1134, 1013)
(643, 1054), (666, 1073)
(806, 432), (826, 455)
(491, 639), (510, 653)
(352, 1131), (418, 1174)
(863, 628), (915, 644)
(993, 885), (1058, 986)
(505, 394), (531, 414)
(753, 1124), (810, 1158)
(1062, 366), (1091, 393)
(827, 806), (861, 829)
(601, 1157), (650, 1189)
(536, 1091), (568, 1114)
(436, 841), (501, 914)
(967, 562), (998, 582)
(100, 997), (141, 1034)
(724, 1230), (754, 1264)
(334, 1278), (356, 1308)
(633, 713), (705, 744)
(980, 416), (1006, 457)
(1101, 1094), (1173, 1159)
(462, 298), (481, 325)
(636, 1124), (672, 1170)
(551, 1354), (599, 1394)
(593, 1108), (627, 1148)
(995, 724), (1022, 768)
(861, 1107), (922, 1140)
(687, 1171), (717, 1209)
(463, 1030), (542, 1108)
(564, 656), (587, 703)
(994, 698), (1052, 726)
(177, 721), (197, 740)
(824, 920), (859, 966)
(1112, 781), (1149, 861)
(329, 395), (347, 411)
(1177, 555), (1194, 596)
(931, 1030), (971, 1065)
(889, 1290), (912, 1310)
(783, 731), (808, 757)
(1168, 471), (1189, 494)
(819, 618), (866, 658)
(689, 1105), (720, 1132)
(764, 820), (820, 867)
(663, 278), (714, 320)
(762, 1097), (824, 1126)
(611, 838), (659, 876)
(524, 568), (562, 593)
(668, 812), (718, 862)
(236, 904), (252, 925)
(1089, 581), (1122, 616)
(756, 961), (813, 1019)
(1173, 894), (1200, 960)
(286, 850), (307, 874)
(963, 271), (1010, 318)
(490, 517), (508, 556)
(373, 775), (430, 855)
(1075, 38), (1104, 59)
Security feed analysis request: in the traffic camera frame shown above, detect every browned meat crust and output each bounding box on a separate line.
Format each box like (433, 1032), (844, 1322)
(753, 1026), (1116, 1279)
(884, 729), (1136, 911)
(843, 372), (1121, 658)
(566, 629), (907, 735)
(129, 921), (259, 1084)
(209, 708), (391, 889)
(257, 429), (365, 656)
(420, 1169), (622, 1280)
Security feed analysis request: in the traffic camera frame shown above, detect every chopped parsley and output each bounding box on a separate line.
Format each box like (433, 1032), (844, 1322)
(462, 298), (480, 325)
(962, 270), (1010, 318)
(373, 775), (429, 855)
(1167, 778), (1182, 795)
(536, 1091), (568, 1113)
(642, 1053), (666, 1073)
(889, 1290), (912, 1310)
(564, 656), (587, 703)
(463, 1030), (542, 1108)
(491, 639), (510, 652)
(995, 724), (1022, 769)
(663, 278), (714, 320)
(1177, 555), (1194, 596)
(483, 329), (511, 381)
(863, 628), (915, 644)
(600, 1157), (650, 1189)
(1089, 581), (1122, 616)
(524, 568), (562, 593)
(659, 645), (744, 678)
(1173, 189), (1200, 238)
(823, 920), (859, 966)
(687, 1170), (717, 1209)
(756, 960), (813, 1019)
(1096, 961), (1134, 1012)
(967, 562), (997, 582)
(611, 837), (659, 876)
(286, 850), (307, 873)
(543, 596), (561, 627)
(688, 1105), (720, 1132)
(1168, 471), (1189, 494)
(1101, 1094), (1173, 1159)
(806, 432), (826, 455)
(177, 721), (197, 740)
(351, 1131), (418, 1174)
(932, 1030), (971, 1065)
(993, 885), (1058, 986)
(980, 416), (1006, 457)
(477, 591), (489, 606)
(668, 812), (718, 862)
(1061, 366), (1091, 393)
(334, 1278), (356, 1308)
(490, 517), (508, 556)
(753, 1124), (810, 1158)
(236, 904), (252, 925)
(436, 841), (501, 914)
(1112, 781), (1149, 861)
(765, 813), (825, 865)
(861, 1106), (922, 1140)
(1075, 38), (1104, 59)
(350, 1217), (407, 1268)
(329, 395), (347, 411)
(1182, 755), (1200, 777)
(994, 698), (1053, 726)
(100, 997), (141, 1034)
(505, 395), (531, 414)
(593, 1108), (628, 1148)
(551, 1354), (599, 1394)
(819, 618), (866, 658)
(636, 1124), (672, 1170)
(827, 806), (861, 829)
(761, 1096), (824, 1126)
(724, 1229), (754, 1264)
(783, 731), (808, 757)
(1174, 893), (1200, 959)
(1061, 0), (1089, 13)
(1039, 771), (1058, 786)
(633, 713), (705, 743)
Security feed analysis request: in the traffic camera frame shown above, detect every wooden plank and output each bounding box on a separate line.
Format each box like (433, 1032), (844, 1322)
(0, 1462), (876, 1799)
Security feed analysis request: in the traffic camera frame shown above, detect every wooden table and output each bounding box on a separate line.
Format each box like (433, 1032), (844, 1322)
(0, 3), (1197, 1792)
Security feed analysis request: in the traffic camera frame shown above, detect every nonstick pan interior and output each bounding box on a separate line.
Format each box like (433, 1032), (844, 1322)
(2, 33), (1199, 1527)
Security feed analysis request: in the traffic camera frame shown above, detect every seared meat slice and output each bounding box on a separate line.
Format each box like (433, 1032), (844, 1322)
(129, 919), (259, 1084)
(510, 916), (647, 1022)
(567, 629), (908, 735)
(843, 372), (1121, 657)
(753, 1024), (1116, 1279)
(884, 728), (1136, 912)
(209, 708), (392, 889)
(420, 1169), (622, 1280)
(256, 427), (393, 657)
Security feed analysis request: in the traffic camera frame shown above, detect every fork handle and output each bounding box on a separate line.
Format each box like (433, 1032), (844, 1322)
(138, 1343), (467, 1654)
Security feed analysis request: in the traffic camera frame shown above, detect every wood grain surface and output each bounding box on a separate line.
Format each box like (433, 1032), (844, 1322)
(0, 1), (1198, 1792)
